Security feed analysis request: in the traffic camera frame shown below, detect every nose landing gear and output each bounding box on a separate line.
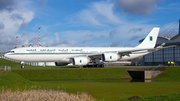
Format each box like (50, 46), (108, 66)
(21, 61), (25, 69)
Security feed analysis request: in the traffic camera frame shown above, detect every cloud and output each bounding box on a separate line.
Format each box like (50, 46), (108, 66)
(54, 32), (59, 41)
(63, 0), (159, 47)
(77, 9), (103, 26)
(37, 0), (47, 9)
(115, 0), (160, 16)
(82, 33), (96, 43)
(129, 35), (140, 41)
(0, 32), (25, 49)
(19, 22), (27, 29)
(26, 33), (49, 45)
(158, 3), (180, 11)
(84, 33), (95, 39)
(0, 0), (17, 11)
(76, 1), (121, 27)
(28, 37), (38, 43)
(10, 13), (23, 20)
(129, 28), (143, 33)
(0, 10), (34, 34)
(109, 29), (117, 38)
(54, 24), (153, 47)
(0, 22), (5, 30)
(0, 1), (35, 50)
(41, 33), (49, 40)
(110, 41), (120, 47)
(10, 14), (28, 29)
(124, 44), (136, 47)
(21, 31), (29, 37)
(45, 32), (77, 47)
(49, 40), (77, 47)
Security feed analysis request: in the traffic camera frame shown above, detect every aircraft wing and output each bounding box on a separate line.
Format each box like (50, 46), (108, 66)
(85, 43), (166, 59)
(67, 47), (154, 60)
(87, 47), (156, 60)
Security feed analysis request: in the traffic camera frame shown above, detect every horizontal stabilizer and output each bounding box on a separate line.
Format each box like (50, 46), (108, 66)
(156, 43), (166, 49)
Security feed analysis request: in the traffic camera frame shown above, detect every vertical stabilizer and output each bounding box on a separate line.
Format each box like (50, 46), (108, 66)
(136, 27), (160, 48)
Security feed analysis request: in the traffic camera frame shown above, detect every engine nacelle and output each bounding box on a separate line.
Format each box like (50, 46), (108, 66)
(72, 57), (90, 66)
(102, 53), (120, 62)
(55, 62), (69, 66)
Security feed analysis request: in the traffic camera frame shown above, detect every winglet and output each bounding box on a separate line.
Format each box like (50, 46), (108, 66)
(136, 27), (160, 49)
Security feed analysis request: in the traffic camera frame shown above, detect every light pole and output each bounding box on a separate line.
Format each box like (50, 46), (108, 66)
(38, 27), (41, 46)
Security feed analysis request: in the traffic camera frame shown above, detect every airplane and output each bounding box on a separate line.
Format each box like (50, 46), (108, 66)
(5, 27), (160, 69)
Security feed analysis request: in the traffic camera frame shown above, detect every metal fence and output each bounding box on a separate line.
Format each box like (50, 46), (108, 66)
(0, 66), (11, 71)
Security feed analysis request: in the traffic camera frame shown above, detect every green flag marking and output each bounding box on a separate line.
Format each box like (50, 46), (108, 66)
(150, 36), (153, 41)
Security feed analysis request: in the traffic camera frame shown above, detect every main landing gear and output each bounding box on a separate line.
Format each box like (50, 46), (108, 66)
(83, 62), (105, 68)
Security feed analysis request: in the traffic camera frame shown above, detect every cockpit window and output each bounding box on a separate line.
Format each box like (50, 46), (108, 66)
(9, 51), (14, 53)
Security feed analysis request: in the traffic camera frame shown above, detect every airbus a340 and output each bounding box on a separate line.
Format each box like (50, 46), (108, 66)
(5, 27), (160, 68)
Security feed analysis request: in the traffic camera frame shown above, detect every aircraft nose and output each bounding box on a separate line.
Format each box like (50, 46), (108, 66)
(4, 53), (9, 58)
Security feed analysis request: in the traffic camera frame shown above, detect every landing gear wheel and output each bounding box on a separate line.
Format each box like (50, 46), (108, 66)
(94, 65), (98, 68)
(83, 66), (87, 68)
(101, 65), (104, 68)
(21, 65), (25, 69)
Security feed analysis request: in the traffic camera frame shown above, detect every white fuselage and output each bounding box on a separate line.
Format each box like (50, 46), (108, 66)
(5, 47), (150, 63)
(4, 27), (160, 68)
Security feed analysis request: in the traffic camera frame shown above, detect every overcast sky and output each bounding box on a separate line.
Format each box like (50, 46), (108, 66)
(0, 0), (180, 52)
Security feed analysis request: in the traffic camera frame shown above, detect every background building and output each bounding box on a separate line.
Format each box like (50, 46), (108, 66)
(141, 20), (180, 66)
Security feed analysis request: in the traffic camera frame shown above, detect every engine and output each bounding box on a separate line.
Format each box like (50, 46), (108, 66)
(102, 53), (121, 62)
(55, 62), (69, 66)
(71, 57), (90, 66)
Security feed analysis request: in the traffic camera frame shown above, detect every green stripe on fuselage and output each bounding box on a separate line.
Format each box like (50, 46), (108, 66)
(9, 51), (148, 55)
(9, 53), (94, 55)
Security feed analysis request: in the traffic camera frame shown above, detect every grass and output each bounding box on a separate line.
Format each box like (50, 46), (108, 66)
(11, 67), (180, 100)
(1, 69), (180, 100)
(0, 58), (79, 68)
(1, 58), (180, 100)
(0, 71), (36, 91)
(12, 68), (131, 81)
(1, 70), (180, 101)
(0, 58), (22, 68)
(154, 66), (180, 81)
(36, 80), (180, 100)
